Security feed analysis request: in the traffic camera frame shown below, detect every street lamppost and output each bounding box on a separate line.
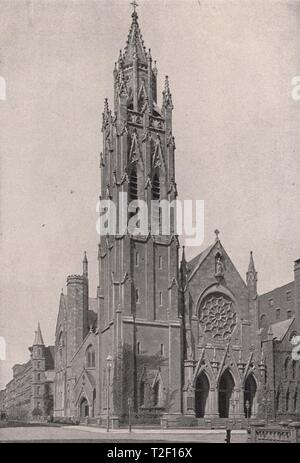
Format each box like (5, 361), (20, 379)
(106, 355), (113, 432)
(128, 397), (132, 433)
(245, 400), (250, 429)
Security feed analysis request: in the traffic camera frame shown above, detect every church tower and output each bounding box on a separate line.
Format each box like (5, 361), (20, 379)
(98, 5), (182, 426)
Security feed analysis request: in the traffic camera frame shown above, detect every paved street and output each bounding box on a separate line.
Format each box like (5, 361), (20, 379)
(0, 425), (247, 443)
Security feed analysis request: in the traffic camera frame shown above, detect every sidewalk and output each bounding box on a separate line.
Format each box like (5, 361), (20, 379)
(63, 425), (247, 435)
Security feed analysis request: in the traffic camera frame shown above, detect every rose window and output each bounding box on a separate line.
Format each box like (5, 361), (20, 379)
(199, 295), (236, 339)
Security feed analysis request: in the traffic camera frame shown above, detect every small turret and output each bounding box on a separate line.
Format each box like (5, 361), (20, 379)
(247, 251), (257, 297)
(83, 251), (88, 278)
(162, 75), (173, 112)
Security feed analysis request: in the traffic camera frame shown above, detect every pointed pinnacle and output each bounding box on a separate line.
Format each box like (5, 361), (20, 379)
(33, 322), (44, 346)
(164, 75), (170, 92)
(248, 250), (256, 273)
(104, 97), (109, 113)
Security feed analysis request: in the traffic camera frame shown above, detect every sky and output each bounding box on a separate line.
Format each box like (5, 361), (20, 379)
(0, 0), (300, 389)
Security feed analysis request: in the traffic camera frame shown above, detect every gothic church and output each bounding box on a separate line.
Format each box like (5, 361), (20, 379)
(53, 8), (300, 427)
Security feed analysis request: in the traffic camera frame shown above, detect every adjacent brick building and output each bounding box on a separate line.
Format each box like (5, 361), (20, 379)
(2, 324), (54, 420)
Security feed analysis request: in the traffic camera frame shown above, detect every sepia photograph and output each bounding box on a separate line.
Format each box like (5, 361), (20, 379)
(0, 0), (300, 447)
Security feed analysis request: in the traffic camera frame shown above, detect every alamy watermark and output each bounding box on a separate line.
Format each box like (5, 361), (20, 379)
(0, 336), (6, 361)
(291, 335), (300, 361)
(96, 193), (204, 247)
(0, 76), (6, 101)
(291, 76), (300, 101)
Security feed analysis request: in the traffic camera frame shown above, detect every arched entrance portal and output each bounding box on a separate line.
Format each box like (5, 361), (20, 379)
(80, 397), (89, 418)
(195, 372), (209, 418)
(244, 374), (257, 418)
(218, 370), (235, 418)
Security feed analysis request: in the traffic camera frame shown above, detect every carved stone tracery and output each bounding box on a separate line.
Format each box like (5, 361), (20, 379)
(199, 295), (236, 340)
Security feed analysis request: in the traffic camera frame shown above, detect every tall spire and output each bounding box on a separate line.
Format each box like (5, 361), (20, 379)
(33, 322), (44, 346)
(123, 3), (148, 66)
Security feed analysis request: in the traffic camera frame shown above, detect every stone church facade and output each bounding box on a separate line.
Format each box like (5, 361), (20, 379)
(52, 8), (300, 427)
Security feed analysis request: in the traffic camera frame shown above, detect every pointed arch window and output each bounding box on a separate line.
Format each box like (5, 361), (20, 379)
(152, 376), (163, 407)
(284, 357), (289, 379)
(86, 345), (95, 368)
(152, 171), (162, 234)
(138, 83), (147, 113)
(136, 288), (140, 304)
(129, 167), (138, 201)
(294, 389), (298, 412)
(152, 173), (160, 200)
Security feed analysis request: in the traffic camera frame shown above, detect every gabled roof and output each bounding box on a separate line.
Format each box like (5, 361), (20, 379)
(186, 237), (248, 289)
(187, 243), (215, 277)
(269, 317), (295, 341)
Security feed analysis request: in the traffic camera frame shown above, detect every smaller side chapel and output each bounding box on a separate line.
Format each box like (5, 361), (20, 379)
(180, 231), (263, 423)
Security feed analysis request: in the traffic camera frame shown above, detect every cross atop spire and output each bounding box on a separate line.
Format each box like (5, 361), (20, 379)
(131, 0), (139, 15)
(123, 2), (147, 66)
(214, 229), (220, 242)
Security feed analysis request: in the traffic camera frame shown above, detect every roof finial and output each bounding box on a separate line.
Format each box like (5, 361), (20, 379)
(131, 0), (138, 15)
(214, 229), (220, 242)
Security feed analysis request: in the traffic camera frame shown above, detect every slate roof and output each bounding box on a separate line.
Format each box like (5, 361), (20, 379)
(187, 243), (215, 274)
(269, 318), (294, 341)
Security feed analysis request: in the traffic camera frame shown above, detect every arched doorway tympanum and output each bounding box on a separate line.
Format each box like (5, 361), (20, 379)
(244, 374), (257, 418)
(218, 370), (235, 418)
(195, 372), (209, 418)
(80, 397), (89, 418)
